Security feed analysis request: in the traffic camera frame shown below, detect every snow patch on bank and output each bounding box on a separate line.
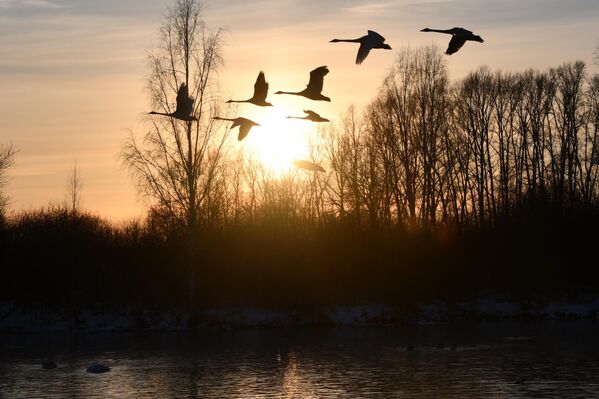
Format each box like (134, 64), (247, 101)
(1, 298), (598, 333)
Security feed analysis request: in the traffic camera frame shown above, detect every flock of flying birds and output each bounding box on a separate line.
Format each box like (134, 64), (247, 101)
(149, 27), (484, 173)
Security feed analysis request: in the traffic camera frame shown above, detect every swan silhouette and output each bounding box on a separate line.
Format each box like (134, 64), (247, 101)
(275, 66), (331, 102)
(226, 71), (273, 107)
(330, 30), (392, 64)
(287, 110), (329, 123)
(420, 27), (484, 55)
(213, 117), (260, 141)
(149, 83), (197, 121)
(293, 159), (325, 172)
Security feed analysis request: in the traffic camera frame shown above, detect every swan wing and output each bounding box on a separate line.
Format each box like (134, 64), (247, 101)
(184, 98), (194, 117)
(176, 83), (189, 103)
(253, 71), (269, 102)
(306, 66), (329, 93)
(356, 42), (372, 65)
(367, 30), (385, 42)
(238, 123), (252, 141)
(176, 83), (194, 116)
(446, 36), (466, 55)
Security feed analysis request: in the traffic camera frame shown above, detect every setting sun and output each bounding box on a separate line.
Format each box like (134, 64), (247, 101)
(240, 106), (317, 175)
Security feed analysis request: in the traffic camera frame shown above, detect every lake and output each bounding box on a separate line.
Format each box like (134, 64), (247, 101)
(1, 322), (598, 398)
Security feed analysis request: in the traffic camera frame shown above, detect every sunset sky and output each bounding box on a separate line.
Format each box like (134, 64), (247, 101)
(1, 0), (598, 220)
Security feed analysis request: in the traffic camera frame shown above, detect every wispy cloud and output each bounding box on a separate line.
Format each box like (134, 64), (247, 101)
(343, 0), (458, 15)
(0, 0), (65, 9)
(344, 3), (390, 14)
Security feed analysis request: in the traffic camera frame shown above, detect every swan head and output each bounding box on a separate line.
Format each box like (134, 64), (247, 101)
(473, 35), (484, 43)
(420, 28), (432, 32)
(383, 44), (392, 50)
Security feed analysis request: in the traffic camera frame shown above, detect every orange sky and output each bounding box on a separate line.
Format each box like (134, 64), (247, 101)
(1, 0), (598, 220)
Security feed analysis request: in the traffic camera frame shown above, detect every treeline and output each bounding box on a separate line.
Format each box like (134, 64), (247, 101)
(2, 47), (599, 309)
(2, 204), (595, 308)
(197, 47), (599, 229)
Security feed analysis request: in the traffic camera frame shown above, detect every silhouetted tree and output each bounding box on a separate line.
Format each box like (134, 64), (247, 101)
(65, 161), (83, 214)
(366, 46), (450, 226)
(5, 46), (599, 310)
(549, 62), (586, 205)
(0, 143), (15, 218)
(121, 0), (229, 308)
(455, 67), (496, 225)
(583, 73), (599, 201)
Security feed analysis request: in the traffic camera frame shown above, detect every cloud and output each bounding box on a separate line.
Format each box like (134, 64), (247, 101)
(343, 0), (458, 15)
(0, 0), (64, 9)
(343, 3), (390, 14)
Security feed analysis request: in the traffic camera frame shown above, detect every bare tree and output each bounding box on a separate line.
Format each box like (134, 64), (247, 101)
(548, 61), (586, 205)
(121, 0), (229, 307)
(65, 161), (83, 214)
(0, 143), (16, 216)
(582, 73), (599, 202)
(365, 46), (450, 226)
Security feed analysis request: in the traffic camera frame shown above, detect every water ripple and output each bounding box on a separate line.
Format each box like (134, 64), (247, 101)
(1, 322), (598, 398)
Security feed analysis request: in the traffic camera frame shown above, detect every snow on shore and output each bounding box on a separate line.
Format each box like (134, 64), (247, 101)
(1, 298), (598, 333)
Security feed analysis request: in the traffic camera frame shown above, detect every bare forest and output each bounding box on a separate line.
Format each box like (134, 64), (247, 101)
(2, 42), (599, 308)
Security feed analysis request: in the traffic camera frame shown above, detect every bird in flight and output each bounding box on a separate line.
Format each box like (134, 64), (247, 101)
(293, 159), (326, 173)
(275, 66), (331, 102)
(149, 83), (197, 121)
(420, 27), (484, 55)
(287, 110), (329, 123)
(226, 71), (273, 107)
(330, 30), (392, 65)
(213, 117), (260, 141)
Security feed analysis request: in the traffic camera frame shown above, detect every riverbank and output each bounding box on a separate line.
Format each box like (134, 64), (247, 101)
(2, 298), (598, 333)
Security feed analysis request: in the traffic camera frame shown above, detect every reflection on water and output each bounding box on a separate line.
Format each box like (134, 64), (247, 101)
(1, 322), (599, 398)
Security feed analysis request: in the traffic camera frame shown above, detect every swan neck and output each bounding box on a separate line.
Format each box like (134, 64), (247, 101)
(429, 29), (452, 34)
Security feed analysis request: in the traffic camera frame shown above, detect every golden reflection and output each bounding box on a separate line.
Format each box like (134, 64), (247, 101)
(281, 351), (300, 398)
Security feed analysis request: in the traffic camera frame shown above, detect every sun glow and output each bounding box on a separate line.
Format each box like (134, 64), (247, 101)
(241, 106), (315, 175)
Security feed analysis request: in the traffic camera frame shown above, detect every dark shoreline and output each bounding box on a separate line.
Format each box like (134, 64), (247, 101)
(2, 299), (598, 333)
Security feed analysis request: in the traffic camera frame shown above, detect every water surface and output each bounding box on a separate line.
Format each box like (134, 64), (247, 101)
(1, 322), (598, 398)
